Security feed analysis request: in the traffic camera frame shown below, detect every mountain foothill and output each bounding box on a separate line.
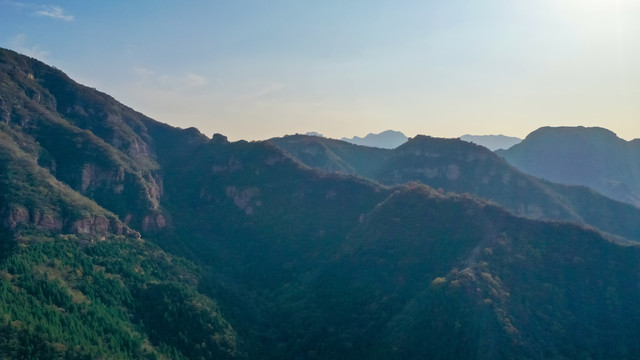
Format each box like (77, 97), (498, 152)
(2, 47), (640, 359)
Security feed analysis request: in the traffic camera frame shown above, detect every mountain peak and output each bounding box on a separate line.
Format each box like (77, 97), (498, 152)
(500, 126), (640, 207)
(341, 130), (408, 149)
(5, 47), (640, 359)
(401, 134), (493, 154)
(525, 126), (620, 142)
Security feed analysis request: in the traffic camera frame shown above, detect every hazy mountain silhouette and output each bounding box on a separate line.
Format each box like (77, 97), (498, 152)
(341, 129), (408, 149)
(497, 126), (640, 208)
(460, 134), (522, 150)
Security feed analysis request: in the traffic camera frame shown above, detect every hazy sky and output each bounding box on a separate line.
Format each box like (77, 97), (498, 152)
(1, 0), (639, 141)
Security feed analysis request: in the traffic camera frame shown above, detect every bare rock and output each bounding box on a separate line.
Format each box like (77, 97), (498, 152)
(226, 186), (261, 215)
(81, 163), (96, 192)
(145, 173), (163, 206)
(142, 213), (167, 231)
(155, 214), (166, 229)
(38, 213), (63, 231)
(3, 207), (30, 230)
(70, 216), (110, 234)
(127, 136), (150, 159)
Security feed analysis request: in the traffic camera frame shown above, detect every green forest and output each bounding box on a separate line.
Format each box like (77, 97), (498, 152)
(2, 46), (640, 359)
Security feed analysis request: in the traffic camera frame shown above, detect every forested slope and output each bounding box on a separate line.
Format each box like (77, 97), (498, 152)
(3, 46), (640, 359)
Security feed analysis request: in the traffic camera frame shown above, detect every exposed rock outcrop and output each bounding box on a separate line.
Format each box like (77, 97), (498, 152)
(2, 207), (30, 230)
(80, 163), (127, 193)
(141, 213), (167, 232)
(1, 205), (137, 237)
(70, 216), (112, 234)
(226, 186), (261, 215)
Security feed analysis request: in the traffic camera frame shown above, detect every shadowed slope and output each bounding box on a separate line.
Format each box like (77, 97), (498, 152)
(497, 126), (640, 207)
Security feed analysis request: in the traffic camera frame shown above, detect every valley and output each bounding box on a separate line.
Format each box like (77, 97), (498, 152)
(2, 47), (640, 359)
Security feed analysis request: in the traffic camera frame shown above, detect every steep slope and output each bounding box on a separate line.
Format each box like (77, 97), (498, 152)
(0, 47), (208, 231)
(270, 134), (388, 178)
(376, 136), (640, 241)
(154, 130), (640, 358)
(320, 186), (640, 359)
(0, 123), (127, 236)
(223, 185), (640, 359)
(270, 134), (640, 242)
(497, 126), (640, 207)
(0, 127), (239, 359)
(0, 48), (239, 359)
(0, 233), (238, 360)
(374, 136), (576, 220)
(5, 47), (640, 359)
(154, 133), (640, 359)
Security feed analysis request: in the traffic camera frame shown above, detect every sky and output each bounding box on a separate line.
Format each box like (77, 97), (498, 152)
(1, 0), (639, 141)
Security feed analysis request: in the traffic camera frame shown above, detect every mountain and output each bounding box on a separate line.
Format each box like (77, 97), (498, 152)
(0, 46), (211, 233)
(341, 130), (408, 149)
(497, 126), (640, 208)
(4, 46), (640, 359)
(0, 47), (236, 359)
(460, 134), (522, 151)
(270, 134), (640, 242)
(304, 185), (640, 359)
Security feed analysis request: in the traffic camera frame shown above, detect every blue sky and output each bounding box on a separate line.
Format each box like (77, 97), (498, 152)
(1, 0), (639, 141)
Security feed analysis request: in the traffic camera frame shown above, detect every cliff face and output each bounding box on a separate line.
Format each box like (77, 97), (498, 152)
(0, 124), (134, 237)
(6, 47), (640, 359)
(0, 48), (207, 235)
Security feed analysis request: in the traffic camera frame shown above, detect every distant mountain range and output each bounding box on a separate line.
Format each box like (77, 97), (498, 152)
(497, 126), (640, 208)
(341, 129), (408, 149)
(270, 134), (640, 241)
(326, 131), (522, 151)
(459, 134), (522, 151)
(3, 47), (640, 359)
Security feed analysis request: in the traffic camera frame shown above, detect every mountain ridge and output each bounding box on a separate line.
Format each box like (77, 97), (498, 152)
(497, 126), (640, 208)
(341, 129), (408, 149)
(4, 47), (640, 359)
(270, 133), (640, 242)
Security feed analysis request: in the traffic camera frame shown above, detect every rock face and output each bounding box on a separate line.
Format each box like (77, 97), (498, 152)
(70, 216), (111, 234)
(7, 47), (640, 359)
(0, 47), (192, 235)
(2, 207), (31, 230)
(226, 186), (261, 215)
(37, 213), (63, 231)
(0, 205), (129, 236)
(80, 163), (127, 193)
(0, 48), (172, 238)
(142, 213), (167, 231)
